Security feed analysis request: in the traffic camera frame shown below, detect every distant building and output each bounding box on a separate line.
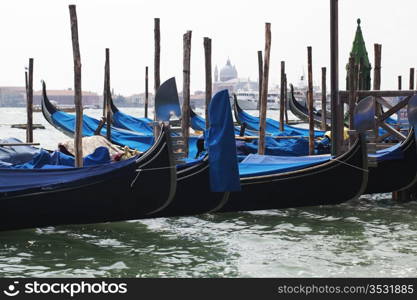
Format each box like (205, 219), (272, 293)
(0, 87), (26, 107)
(213, 59), (259, 95)
(126, 93), (155, 107)
(33, 88), (101, 107)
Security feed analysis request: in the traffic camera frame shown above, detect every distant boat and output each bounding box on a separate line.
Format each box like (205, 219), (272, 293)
(234, 89), (279, 110)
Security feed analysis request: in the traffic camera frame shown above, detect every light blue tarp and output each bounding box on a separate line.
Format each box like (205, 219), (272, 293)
(112, 111), (154, 135)
(239, 154), (331, 177)
(12, 147), (111, 169)
(236, 106), (326, 137)
(52, 111), (154, 152)
(0, 138), (40, 166)
(191, 110), (257, 136)
(51, 111), (201, 159)
(207, 90), (241, 192)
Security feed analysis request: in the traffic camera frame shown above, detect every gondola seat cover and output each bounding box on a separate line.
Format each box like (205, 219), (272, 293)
(207, 90), (241, 192)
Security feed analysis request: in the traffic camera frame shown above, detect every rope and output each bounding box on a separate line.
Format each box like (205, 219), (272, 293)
(330, 157), (369, 173)
(130, 165), (176, 188)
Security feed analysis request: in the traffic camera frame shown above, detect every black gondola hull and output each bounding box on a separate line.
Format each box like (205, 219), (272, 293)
(365, 132), (417, 194)
(218, 137), (367, 213)
(0, 127), (176, 232)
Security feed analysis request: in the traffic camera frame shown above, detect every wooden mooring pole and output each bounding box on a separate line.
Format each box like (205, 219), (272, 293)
(204, 37), (212, 129)
(257, 50), (263, 111)
(348, 57), (356, 146)
(307, 46), (314, 155)
(145, 66), (149, 118)
(373, 44), (381, 90)
(410, 68), (415, 90)
(284, 73), (289, 124)
(279, 61), (285, 131)
(69, 5), (83, 168)
(104, 48), (111, 141)
(321, 67), (327, 130)
(154, 18), (161, 91)
(330, 0), (341, 155)
(154, 18), (161, 138)
(258, 23), (271, 155)
(26, 58), (34, 143)
(182, 30), (192, 157)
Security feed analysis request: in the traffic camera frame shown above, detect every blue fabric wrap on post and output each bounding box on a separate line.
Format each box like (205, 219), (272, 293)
(207, 90), (241, 192)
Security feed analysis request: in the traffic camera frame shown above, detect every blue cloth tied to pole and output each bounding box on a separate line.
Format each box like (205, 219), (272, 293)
(207, 90), (241, 192)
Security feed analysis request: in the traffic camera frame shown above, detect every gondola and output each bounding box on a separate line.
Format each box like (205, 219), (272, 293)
(41, 81), (201, 158)
(233, 94), (326, 137)
(0, 124), (176, 232)
(108, 90), (153, 134)
(289, 84), (398, 130)
(41, 81), (154, 152)
(288, 84), (330, 129)
(153, 90), (373, 217)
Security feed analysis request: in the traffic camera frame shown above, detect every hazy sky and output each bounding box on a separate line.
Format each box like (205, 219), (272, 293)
(0, 0), (416, 95)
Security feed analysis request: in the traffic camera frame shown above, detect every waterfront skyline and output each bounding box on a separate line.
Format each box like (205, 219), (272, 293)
(0, 0), (416, 95)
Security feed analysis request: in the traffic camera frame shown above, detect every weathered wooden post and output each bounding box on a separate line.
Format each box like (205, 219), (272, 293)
(321, 67), (327, 130)
(398, 76), (402, 90)
(145, 66), (149, 118)
(284, 73), (289, 124)
(204, 37), (212, 129)
(373, 44), (381, 90)
(153, 18), (161, 138)
(307, 46), (314, 155)
(69, 5), (83, 168)
(330, 0), (341, 155)
(258, 23), (271, 155)
(104, 48), (111, 141)
(182, 30), (192, 157)
(410, 68), (415, 90)
(26, 58), (34, 143)
(348, 57), (356, 146)
(257, 50), (263, 111)
(154, 18), (161, 91)
(279, 61), (285, 131)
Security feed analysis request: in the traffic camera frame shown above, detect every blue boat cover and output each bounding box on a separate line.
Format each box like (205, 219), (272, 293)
(11, 147), (111, 169)
(0, 156), (136, 193)
(239, 154), (331, 177)
(0, 138), (40, 167)
(51, 111), (154, 152)
(207, 90), (241, 192)
(111, 111), (154, 135)
(50, 111), (202, 159)
(191, 110), (258, 136)
(236, 106), (326, 137)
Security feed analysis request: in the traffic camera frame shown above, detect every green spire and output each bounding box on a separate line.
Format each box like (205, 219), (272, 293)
(346, 18), (372, 90)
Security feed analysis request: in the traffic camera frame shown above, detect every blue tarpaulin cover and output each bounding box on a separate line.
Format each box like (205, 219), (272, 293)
(236, 105), (326, 137)
(239, 154), (331, 177)
(51, 111), (202, 159)
(207, 90), (241, 192)
(52, 111), (154, 152)
(11, 147), (111, 169)
(0, 138), (40, 167)
(111, 111), (154, 135)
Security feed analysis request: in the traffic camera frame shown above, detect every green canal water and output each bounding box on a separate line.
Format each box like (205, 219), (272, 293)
(1, 195), (417, 278)
(1, 108), (417, 277)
